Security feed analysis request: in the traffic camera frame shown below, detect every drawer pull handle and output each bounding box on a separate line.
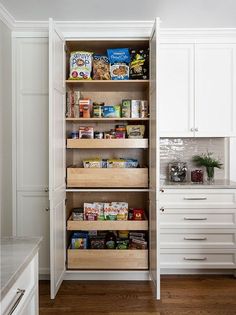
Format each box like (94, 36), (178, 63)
(184, 237), (207, 241)
(5, 288), (25, 315)
(184, 217), (207, 221)
(183, 197), (207, 200)
(184, 257), (207, 261)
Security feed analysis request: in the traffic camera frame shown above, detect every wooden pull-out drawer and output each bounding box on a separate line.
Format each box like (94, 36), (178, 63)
(67, 168), (148, 188)
(159, 189), (236, 208)
(67, 249), (148, 270)
(160, 228), (236, 249)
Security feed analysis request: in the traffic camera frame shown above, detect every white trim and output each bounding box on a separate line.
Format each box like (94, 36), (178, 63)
(12, 31), (48, 38)
(160, 28), (236, 43)
(65, 270), (150, 281)
(161, 268), (236, 275)
(12, 37), (17, 236)
(0, 2), (15, 30)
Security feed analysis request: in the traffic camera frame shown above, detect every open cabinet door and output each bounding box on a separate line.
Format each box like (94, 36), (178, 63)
(149, 18), (160, 300)
(49, 18), (66, 299)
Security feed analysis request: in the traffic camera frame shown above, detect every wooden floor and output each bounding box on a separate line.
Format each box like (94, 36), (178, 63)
(39, 276), (236, 315)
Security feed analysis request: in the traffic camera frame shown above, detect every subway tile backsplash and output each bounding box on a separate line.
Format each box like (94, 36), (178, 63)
(160, 138), (226, 181)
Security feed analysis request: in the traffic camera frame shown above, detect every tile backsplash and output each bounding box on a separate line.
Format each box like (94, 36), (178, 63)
(160, 138), (226, 181)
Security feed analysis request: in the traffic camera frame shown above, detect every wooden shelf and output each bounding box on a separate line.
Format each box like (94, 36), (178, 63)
(67, 138), (148, 149)
(67, 216), (148, 231)
(65, 79), (149, 92)
(66, 117), (149, 122)
(67, 168), (148, 188)
(67, 249), (148, 270)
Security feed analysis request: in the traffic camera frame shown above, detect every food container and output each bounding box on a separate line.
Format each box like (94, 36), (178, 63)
(191, 169), (204, 183)
(168, 161), (187, 182)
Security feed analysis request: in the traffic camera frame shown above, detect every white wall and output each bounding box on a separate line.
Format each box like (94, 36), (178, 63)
(158, 0), (236, 28)
(0, 20), (12, 236)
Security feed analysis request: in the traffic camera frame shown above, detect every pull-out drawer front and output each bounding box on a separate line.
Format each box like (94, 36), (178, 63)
(159, 189), (236, 208)
(160, 228), (236, 248)
(160, 208), (236, 228)
(1, 255), (37, 315)
(160, 249), (236, 269)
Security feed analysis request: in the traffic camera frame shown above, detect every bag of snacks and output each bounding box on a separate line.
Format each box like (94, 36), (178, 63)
(130, 49), (149, 80)
(126, 125), (145, 139)
(107, 48), (130, 80)
(92, 54), (111, 80)
(69, 51), (93, 80)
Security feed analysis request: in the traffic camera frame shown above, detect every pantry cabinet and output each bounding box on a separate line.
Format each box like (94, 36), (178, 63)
(159, 42), (236, 137)
(48, 19), (160, 299)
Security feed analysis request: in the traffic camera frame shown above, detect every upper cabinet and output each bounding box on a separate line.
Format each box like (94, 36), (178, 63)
(159, 42), (236, 137)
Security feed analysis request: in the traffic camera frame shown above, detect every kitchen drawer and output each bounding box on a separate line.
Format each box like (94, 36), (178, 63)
(160, 228), (236, 249)
(160, 208), (236, 228)
(1, 255), (37, 315)
(159, 189), (236, 208)
(160, 249), (236, 269)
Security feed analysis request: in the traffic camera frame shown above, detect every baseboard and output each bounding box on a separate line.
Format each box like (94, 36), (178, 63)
(64, 270), (150, 281)
(161, 268), (236, 275)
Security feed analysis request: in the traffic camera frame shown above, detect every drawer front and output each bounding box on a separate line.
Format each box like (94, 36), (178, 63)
(160, 250), (236, 269)
(160, 228), (236, 248)
(160, 209), (236, 228)
(159, 189), (236, 208)
(1, 255), (37, 315)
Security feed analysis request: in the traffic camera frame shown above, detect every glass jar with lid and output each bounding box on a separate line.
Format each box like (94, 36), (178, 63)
(168, 161), (187, 182)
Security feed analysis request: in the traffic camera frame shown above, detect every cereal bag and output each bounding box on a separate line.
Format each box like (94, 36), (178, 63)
(70, 51), (93, 79)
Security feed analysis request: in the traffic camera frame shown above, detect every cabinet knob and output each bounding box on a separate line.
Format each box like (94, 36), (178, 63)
(45, 207), (50, 212)
(195, 127), (199, 132)
(160, 207), (165, 212)
(160, 188), (164, 193)
(44, 187), (49, 193)
(190, 127), (194, 132)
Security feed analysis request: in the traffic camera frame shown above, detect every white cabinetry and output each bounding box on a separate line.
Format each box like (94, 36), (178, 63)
(13, 37), (49, 276)
(159, 42), (236, 137)
(159, 189), (236, 272)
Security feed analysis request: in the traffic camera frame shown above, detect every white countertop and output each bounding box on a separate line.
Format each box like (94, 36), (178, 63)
(161, 179), (236, 189)
(0, 237), (42, 301)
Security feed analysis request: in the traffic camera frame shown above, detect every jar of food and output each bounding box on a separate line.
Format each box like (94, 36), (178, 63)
(168, 161), (187, 182)
(191, 169), (204, 183)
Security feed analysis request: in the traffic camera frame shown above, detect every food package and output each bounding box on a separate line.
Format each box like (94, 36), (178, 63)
(79, 126), (94, 139)
(90, 237), (106, 249)
(83, 202), (104, 220)
(107, 159), (126, 168)
(133, 208), (145, 220)
(71, 232), (88, 249)
(110, 64), (129, 80)
(69, 51), (93, 80)
(92, 54), (111, 80)
(103, 105), (121, 118)
(130, 49), (149, 80)
(72, 208), (84, 221)
(107, 48), (130, 80)
(140, 100), (149, 118)
(125, 159), (139, 168)
(131, 100), (140, 118)
(126, 125), (145, 139)
(83, 158), (101, 168)
(121, 99), (131, 118)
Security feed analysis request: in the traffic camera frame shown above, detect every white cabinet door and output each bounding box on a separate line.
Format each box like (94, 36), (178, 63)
(14, 37), (49, 276)
(195, 44), (236, 137)
(159, 44), (194, 137)
(16, 192), (50, 275)
(149, 18), (160, 300)
(49, 18), (66, 299)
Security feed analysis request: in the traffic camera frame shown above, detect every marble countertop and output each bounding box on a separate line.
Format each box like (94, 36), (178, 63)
(0, 237), (42, 301)
(161, 179), (236, 189)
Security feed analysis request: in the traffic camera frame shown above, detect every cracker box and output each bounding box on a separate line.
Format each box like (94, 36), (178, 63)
(131, 100), (140, 118)
(121, 99), (131, 118)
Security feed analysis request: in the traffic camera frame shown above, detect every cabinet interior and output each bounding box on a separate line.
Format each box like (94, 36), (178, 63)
(65, 39), (150, 271)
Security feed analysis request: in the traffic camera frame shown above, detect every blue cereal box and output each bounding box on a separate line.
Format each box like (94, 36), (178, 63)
(103, 105), (121, 118)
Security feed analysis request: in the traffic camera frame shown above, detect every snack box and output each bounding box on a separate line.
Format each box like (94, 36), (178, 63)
(131, 100), (140, 118)
(71, 232), (89, 249)
(140, 100), (149, 118)
(79, 126), (94, 139)
(72, 208), (84, 221)
(126, 125), (145, 139)
(69, 51), (93, 80)
(83, 158), (102, 168)
(121, 100), (131, 118)
(103, 105), (121, 118)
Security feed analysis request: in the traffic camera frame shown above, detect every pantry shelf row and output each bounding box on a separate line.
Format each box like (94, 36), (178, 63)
(67, 138), (148, 149)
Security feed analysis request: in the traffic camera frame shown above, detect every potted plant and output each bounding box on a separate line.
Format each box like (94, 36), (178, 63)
(192, 152), (223, 183)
